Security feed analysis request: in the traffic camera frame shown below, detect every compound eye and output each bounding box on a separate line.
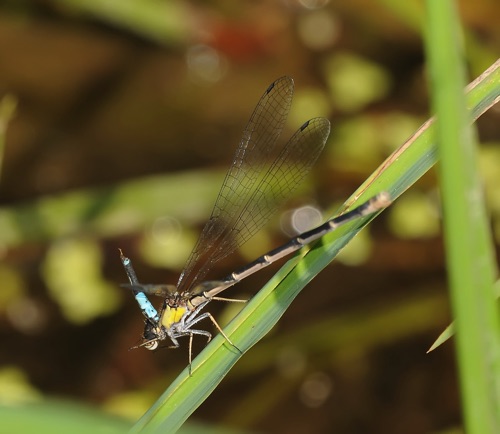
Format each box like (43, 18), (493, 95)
(144, 340), (158, 350)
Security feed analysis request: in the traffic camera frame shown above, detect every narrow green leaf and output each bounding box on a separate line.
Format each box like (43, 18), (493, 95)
(427, 323), (454, 353)
(424, 1), (500, 432)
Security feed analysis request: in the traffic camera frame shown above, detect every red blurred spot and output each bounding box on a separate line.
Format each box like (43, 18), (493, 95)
(205, 22), (270, 63)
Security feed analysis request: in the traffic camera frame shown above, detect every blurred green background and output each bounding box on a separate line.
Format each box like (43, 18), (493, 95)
(0, 1), (499, 433)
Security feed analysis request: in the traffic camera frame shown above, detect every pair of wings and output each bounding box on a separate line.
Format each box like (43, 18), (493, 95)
(138, 77), (331, 299)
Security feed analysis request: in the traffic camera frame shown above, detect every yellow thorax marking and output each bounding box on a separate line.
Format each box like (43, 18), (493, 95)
(161, 306), (187, 328)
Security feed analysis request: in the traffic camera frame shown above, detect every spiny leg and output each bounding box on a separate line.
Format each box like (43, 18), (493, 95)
(179, 315), (241, 375)
(130, 339), (157, 351)
(182, 310), (239, 352)
(188, 333), (193, 376)
(210, 295), (248, 303)
(203, 312), (241, 353)
(186, 329), (212, 376)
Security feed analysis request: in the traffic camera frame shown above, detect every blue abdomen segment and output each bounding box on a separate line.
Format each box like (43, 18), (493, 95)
(134, 291), (160, 322)
(120, 250), (160, 322)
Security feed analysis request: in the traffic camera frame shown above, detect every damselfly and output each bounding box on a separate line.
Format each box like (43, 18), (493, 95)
(120, 76), (391, 371)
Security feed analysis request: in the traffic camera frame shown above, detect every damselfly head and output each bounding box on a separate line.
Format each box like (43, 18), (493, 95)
(144, 340), (159, 351)
(141, 319), (160, 350)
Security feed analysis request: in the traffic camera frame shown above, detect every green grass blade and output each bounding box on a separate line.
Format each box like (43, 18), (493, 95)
(424, 1), (500, 432)
(131, 60), (500, 433)
(0, 400), (130, 434)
